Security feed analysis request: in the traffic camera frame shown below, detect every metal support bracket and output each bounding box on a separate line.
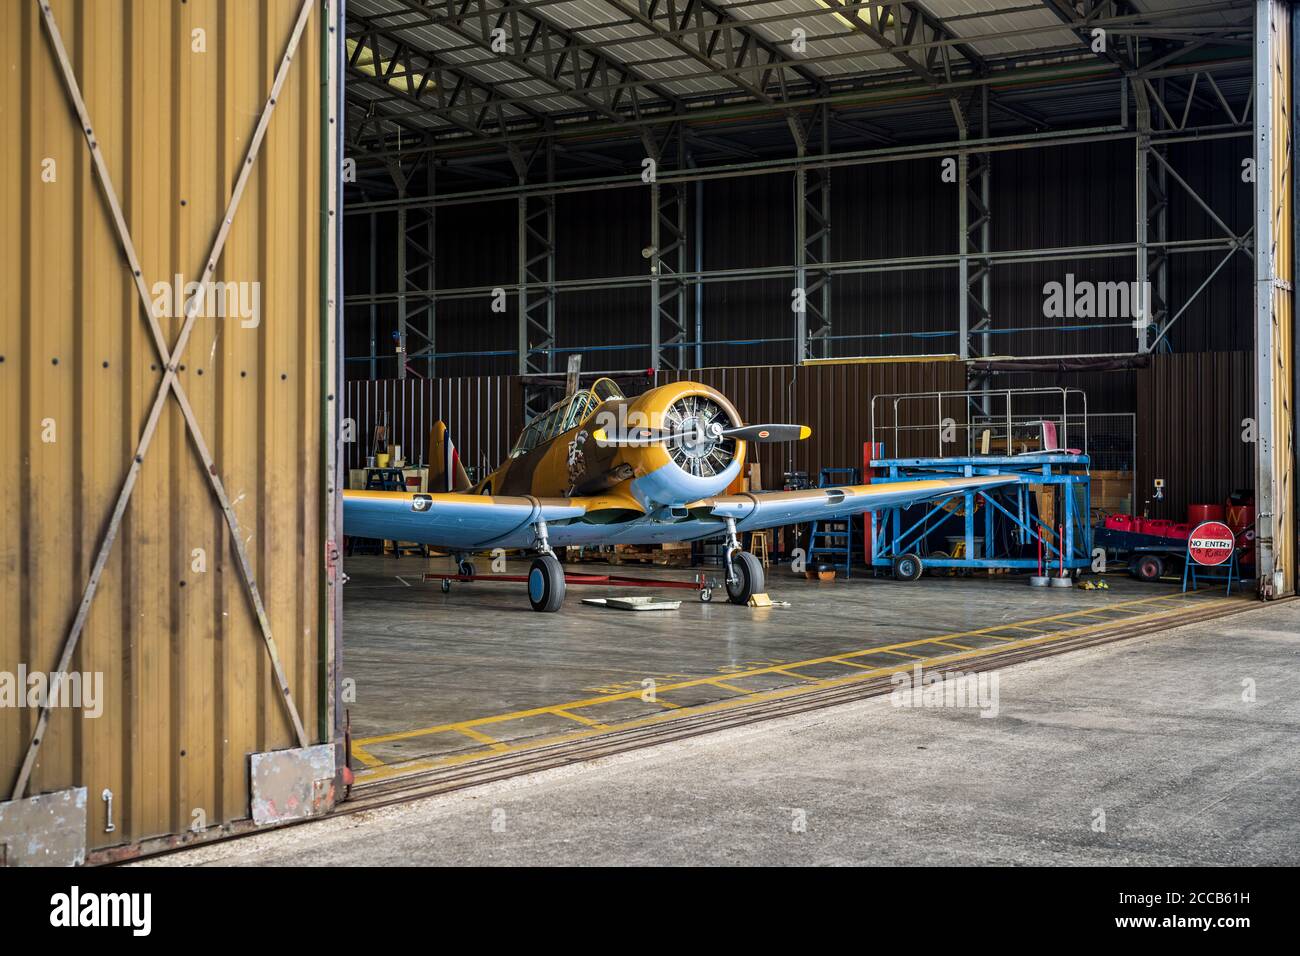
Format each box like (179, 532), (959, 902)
(250, 744), (338, 826)
(0, 787), (87, 866)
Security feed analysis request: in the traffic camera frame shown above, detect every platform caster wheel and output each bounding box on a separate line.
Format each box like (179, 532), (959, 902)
(440, 578), (451, 594)
(700, 588), (713, 603)
(528, 554), (566, 612)
(925, 550), (949, 577)
(726, 551), (764, 605)
(1132, 554), (1164, 583)
(892, 552), (924, 582)
(458, 560), (476, 579)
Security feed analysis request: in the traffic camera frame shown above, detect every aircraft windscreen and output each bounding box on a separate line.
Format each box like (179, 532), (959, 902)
(591, 378), (624, 402)
(510, 378), (625, 457)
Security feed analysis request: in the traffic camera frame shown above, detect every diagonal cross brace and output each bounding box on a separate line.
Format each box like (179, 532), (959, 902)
(12, 0), (317, 801)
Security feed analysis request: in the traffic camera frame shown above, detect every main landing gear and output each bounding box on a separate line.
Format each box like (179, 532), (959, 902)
(438, 518), (769, 612)
(722, 517), (764, 605)
(527, 518), (566, 613)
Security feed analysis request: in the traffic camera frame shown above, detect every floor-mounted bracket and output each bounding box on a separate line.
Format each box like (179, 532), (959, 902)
(250, 744), (339, 826)
(0, 787), (87, 866)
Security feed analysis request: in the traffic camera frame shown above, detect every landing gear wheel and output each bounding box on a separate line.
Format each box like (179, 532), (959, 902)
(726, 551), (764, 605)
(1132, 554), (1165, 583)
(892, 552), (924, 582)
(457, 560), (475, 578)
(527, 554), (566, 612)
(699, 588), (713, 603)
(440, 578), (451, 593)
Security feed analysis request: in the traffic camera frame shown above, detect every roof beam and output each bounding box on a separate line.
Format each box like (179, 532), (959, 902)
(391, 0), (686, 124)
(347, 11), (546, 142)
(598, 0), (823, 105)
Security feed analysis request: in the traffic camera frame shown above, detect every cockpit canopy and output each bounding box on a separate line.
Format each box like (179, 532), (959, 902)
(509, 377), (625, 458)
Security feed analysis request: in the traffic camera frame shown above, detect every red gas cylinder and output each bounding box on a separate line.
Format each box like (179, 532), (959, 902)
(1225, 502), (1254, 533)
(1225, 494), (1256, 566)
(1187, 503), (1225, 526)
(1168, 523), (1191, 540)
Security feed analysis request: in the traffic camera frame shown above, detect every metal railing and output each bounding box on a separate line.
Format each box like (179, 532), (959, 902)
(870, 387), (1089, 459)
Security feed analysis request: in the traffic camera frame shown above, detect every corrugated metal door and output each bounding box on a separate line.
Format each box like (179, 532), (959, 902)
(0, 0), (337, 856)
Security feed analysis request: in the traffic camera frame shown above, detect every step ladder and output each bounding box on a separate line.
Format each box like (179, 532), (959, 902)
(807, 467), (861, 577)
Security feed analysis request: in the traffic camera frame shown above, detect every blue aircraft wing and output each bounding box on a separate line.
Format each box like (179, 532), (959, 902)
(343, 490), (587, 551)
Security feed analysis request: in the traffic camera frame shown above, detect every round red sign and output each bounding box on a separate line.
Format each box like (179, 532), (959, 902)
(1188, 520), (1236, 566)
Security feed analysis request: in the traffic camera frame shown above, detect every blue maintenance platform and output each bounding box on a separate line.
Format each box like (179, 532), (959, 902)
(869, 453), (1092, 573)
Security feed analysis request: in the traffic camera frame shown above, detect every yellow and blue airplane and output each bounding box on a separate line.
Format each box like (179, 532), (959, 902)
(343, 377), (1011, 611)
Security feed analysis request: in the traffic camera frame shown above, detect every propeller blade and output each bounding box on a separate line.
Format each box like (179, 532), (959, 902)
(721, 423), (811, 442)
(590, 426), (674, 446)
(591, 422), (811, 445)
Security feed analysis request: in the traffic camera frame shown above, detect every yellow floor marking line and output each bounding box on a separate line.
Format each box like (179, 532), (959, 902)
(708, 680), (753, 693)
(354, 595), (1241, 784)
(350, 590), (1226, 766)
(455, 726), (510, 751)
(932, 640), (975, 651)
(554, 709), (607, 729)
(350, 747), (385, 769)
(772, 667), (823, 681)
(654, 698), (683, 709)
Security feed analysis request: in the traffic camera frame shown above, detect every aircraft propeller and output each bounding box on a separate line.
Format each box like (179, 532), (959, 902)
(592, 422), (811, 446)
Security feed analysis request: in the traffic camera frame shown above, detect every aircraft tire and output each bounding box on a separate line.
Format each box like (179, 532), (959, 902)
(528, 554), (566, 612)
(726, 551), (764, 605)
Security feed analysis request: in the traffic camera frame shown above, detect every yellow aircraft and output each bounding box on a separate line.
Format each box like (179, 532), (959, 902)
(343, 377), (1011, 611)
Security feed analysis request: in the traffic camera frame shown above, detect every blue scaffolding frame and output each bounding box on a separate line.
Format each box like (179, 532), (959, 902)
(869, 454), (1093, 572)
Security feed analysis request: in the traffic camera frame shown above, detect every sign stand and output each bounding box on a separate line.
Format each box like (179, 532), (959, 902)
(1181, 520), (1240, 595)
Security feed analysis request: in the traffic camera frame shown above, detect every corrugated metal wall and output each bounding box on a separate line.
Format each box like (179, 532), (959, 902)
(344, 375), (523, 482)
(657, 361), (967, 483)
(1137, 352), (1255, 522)
(343, 361), (963, 487)
(0, 0), (329, 853)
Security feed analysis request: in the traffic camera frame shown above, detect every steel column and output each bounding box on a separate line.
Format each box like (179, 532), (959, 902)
(649, 146), (688, 371)
(1135, 78), (1152, 353)
(516, 144), (557, 417)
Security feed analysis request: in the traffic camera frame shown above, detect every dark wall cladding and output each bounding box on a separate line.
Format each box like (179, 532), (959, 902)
(343, 376), (524, 483)
(658, 362), (968, 482)
(1136, 351), (1255, 522)
(345, 137), (1252, 379)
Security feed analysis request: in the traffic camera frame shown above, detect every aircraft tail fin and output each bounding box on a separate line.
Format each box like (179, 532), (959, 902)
(427, 420), (472, 493)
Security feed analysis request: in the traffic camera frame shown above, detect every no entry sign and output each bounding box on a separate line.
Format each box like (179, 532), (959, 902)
(1188, 520), (1236, 566)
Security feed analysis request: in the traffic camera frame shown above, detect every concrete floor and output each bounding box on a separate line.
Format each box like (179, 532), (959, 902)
(151, 599), (1299, 866)
(340, 554), (1236, 777)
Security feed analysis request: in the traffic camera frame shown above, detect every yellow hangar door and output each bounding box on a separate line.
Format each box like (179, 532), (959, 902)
(1255, 0), (1296, 598)
(0, 0), (343, 863)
